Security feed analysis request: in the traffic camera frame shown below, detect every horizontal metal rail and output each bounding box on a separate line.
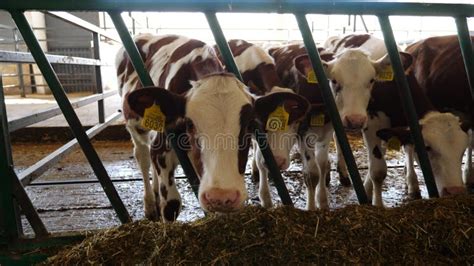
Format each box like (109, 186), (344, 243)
(27, 163), (410, 187)
(45, 11), (119, 42)
(0, 50), (103, 66)
(18, 111), (121, 186)
(1, 1), (474, 16)
(8, 89), (118, 132)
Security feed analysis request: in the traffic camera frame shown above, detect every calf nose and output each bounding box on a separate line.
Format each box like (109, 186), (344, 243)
(275, 156), (288, 170)
(201, 188), (241, 212)
(441, 186), (467, 197)
(344, 115), (367, 130)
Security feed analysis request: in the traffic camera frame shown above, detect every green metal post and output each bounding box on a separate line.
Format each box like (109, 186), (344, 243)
(295, 14), (368, 204)
(10, 10), (133, 223)
(92, 32), (105, 123)
(205, 13), (243, 81)
(108, 11), (201, 199)
(206, 12), (293, 206)
(108, 12), (154, 87)
(454, 16), (474, 101)
(0, 76), (20, 244)
(254, 126), (293, 205)
(378, 15), (438, 198)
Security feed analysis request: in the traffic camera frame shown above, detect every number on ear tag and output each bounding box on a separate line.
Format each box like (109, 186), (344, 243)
(141, 104), (166, 132)
(387, 136), (401, 151)
(310, 113), (325, 127)
(266, 105), (289, 132)
(376, 65), (394, 81)
(307, 70), (318, 84)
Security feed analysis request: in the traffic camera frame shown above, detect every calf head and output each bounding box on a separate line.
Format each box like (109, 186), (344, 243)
(128, 74), (254, 213)
(296, 48), (412, 131)
(254, 87), (310, 170)
(377, 112), (469, 197)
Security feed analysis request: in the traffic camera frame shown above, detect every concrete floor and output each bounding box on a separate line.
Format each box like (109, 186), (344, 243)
(12, 137), (430, 235)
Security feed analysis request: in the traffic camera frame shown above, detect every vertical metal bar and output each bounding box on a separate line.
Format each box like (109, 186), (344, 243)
(360, 15), (369, 33)
(10, 10), (132, 223)
(204, 13), (243, 81)
(108, 11), (202, 199)
(254, 126), (293, 206)
(454, 16), (474, 101)
(11, 173), (49, 237)
(295, 14), (368, 204)
(0, 76), (20, 244)
(13, 29), (26, 98)
(108, 11), (154, 87)
(167, 130), (200, 198)
(205, 12), (292, 206)
(378, 15), (438, 198)
(93, 32), (105, 123)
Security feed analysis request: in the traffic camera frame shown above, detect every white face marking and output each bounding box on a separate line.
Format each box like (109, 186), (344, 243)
(234, 45), (275, 73)
(327, 49), (377, 128)
(185, 75), (251, 208)
(419, 112), (469, 194)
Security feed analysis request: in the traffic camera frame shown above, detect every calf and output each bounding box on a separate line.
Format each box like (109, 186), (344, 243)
(269, 43), (336, 209)
(215, 40), (310, 208)
(405, 35), (474, 191)
(327, 34), (469, 205)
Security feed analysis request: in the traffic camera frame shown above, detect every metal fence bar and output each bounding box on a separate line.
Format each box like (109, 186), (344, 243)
(206, 12), (293, 206)
(92, 32), (105, 123)
(108, 11), (202, 198)
(10, 10), (132, 223)
(0, 50), (102, 65)
(0, 76), (20, 244)
(45, 11), (119, 42)
(377, 15), (438, 198)
(454, 16), (474, 101)
(2, 1), (474, 16)
(8, 89), (117, 132)
(294, 14), (368, 204)
(19, 112), (121, 186)
(205, 13), (243, 81)
(10, 171), (49, 237)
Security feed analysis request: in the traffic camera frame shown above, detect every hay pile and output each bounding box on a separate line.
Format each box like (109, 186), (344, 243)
(48, 195), (474, 264)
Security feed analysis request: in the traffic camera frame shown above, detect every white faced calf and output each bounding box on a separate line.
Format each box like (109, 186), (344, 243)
(118, 34), (256, 221)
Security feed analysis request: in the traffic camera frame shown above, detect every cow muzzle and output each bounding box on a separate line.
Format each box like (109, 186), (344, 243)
(343, 114), (367, 131)
(200, 188), (243, 212)
(441, 186), (467, 197)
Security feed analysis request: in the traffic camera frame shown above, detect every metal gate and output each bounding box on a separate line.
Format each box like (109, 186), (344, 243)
(1, 1), (473, 263)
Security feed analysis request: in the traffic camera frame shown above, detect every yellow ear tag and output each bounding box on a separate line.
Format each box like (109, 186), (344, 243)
(306, 70), (318, 84)
(387, 136), (401, 151)
(141, 104), (166, 132)
(310, 113), (325, 127)
(266, 105), (289, 132)
(376, 65), (394, 81)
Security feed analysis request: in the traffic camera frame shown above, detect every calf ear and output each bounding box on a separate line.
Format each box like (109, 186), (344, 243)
(294, 54), (334, 80)
(460, 119), (472, 133)
(127, 87), (186, 123)
(373, 52), (413, 73)
(376, 127), (413, 145)
(294, 54), (312, 78)
(255, 92), (310, 125)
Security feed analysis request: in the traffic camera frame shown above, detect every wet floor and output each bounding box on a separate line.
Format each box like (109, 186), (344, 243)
(11, 134), (433, 235)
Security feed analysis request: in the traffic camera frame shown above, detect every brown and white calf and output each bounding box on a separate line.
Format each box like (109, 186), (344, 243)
(405, 35), (473, 191)
(327, 34), (469, 206)
(215, 39), (310, 208)
(268, 43), (336, 209)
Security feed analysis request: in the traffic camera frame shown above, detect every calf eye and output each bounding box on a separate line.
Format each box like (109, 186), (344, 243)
(370, 78), (375, 84)
(425, 146), (432, 152)
(331, 79), (337, 84)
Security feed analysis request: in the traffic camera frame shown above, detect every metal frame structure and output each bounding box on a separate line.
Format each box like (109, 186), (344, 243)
(1, 1), (473, 263)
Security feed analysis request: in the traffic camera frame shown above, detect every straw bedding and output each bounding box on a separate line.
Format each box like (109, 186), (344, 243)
(47, 195), (474, 264)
